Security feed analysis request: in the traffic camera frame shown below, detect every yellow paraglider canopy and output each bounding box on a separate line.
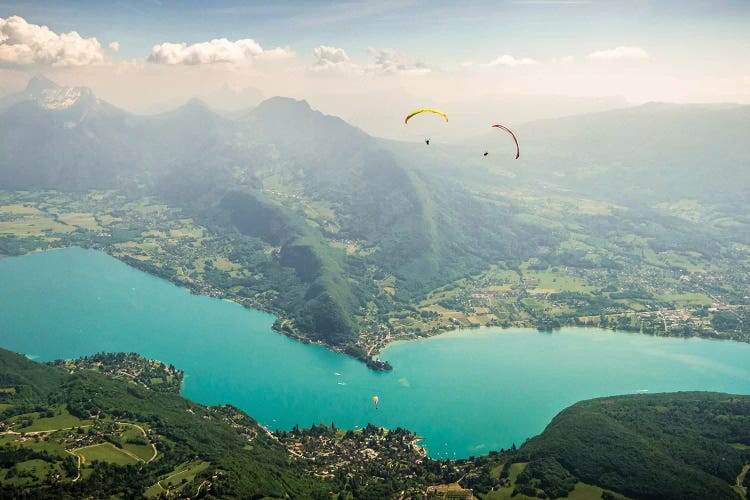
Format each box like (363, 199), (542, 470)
(372, 395), (379, 405)
(404, 109), (449, 124)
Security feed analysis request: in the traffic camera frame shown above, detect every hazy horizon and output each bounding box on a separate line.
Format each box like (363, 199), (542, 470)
(2, 1), (750, 138)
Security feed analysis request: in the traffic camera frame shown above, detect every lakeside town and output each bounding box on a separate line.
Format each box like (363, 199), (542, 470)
(0, 349), (533, 499)
(49, 352), (184, 394)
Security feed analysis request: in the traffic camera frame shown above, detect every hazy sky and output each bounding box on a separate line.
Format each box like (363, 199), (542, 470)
(1, 0), (749, 134)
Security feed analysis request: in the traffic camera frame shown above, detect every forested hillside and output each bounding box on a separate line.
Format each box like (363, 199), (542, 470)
(1, 348), (748, 499)
(515, 392), (750, 500)
(0, 348), (327, 498)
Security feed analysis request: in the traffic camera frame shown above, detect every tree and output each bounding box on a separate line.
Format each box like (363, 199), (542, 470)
(711, 311), (739, 332)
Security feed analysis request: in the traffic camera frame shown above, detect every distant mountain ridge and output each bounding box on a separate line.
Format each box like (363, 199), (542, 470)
(515, 101), (750, 205)
(145, 83), (265, 115)
(0, 75), (99, 111)
(0, 77), (138, 190)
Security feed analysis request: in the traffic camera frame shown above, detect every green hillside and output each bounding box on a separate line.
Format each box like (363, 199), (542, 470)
(516, 392), (750, 500)
(0, 348), (326, 498)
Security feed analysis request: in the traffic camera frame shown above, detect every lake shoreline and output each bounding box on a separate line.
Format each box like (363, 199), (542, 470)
(3, 248), (750, 459)
(104, 249), (750, 372)
(1, 243), (747, 372)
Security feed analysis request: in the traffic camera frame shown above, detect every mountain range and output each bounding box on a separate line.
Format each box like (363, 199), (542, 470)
(516, 102), (750, 206)
(2, 75), (749, 352)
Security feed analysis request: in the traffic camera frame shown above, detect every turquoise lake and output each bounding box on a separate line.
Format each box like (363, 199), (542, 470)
(2, 247), (749, 458)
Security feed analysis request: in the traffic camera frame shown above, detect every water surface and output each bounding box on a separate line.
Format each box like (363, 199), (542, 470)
(2, 248), (749, 458)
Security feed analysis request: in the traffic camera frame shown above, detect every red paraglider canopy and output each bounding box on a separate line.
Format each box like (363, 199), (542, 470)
(492, 124), (520, 159)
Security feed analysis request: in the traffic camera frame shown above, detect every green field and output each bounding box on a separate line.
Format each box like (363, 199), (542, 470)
(0, 213), (74, 236)
(7, 434), (67, 456)
(145, 461), (211, 497)
(119, 425), (155, 462)
(160, 461), (211, 488)
(122, 441), (155, 462)
(485, 462), (622, 500)
(76, 443), (140, 466)
(565, 483), (617, 500)
(15, 459), (53, 479)
(144, 483), (164, 498)
(0, 434), (19, 446)
(522, 269), (592, 293)
(20, 408), (92, 432)
(0, 459), (57, 486)
(661, 292), (714, 306)
(486, 462), (528, 500)
(56, 212), (102, 231)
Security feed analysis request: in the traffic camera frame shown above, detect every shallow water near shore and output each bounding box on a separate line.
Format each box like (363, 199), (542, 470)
(2, 248), (749, 458)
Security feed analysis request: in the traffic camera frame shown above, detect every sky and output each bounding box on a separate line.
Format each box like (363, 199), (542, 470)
(1, 0), (749, 136)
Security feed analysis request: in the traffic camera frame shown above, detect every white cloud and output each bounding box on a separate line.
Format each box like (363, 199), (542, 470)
(310, 46), (429, 76)
(366, 48), (430, 76)
(108, 41), (120, 52)
(743, 75), (750, 85)
(148, 38), (294, 65)
(311, 45), (353, 71)
(480, 54), (538, 67)
(588, 46), (649, 61)
(0, 15), (104, 66)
